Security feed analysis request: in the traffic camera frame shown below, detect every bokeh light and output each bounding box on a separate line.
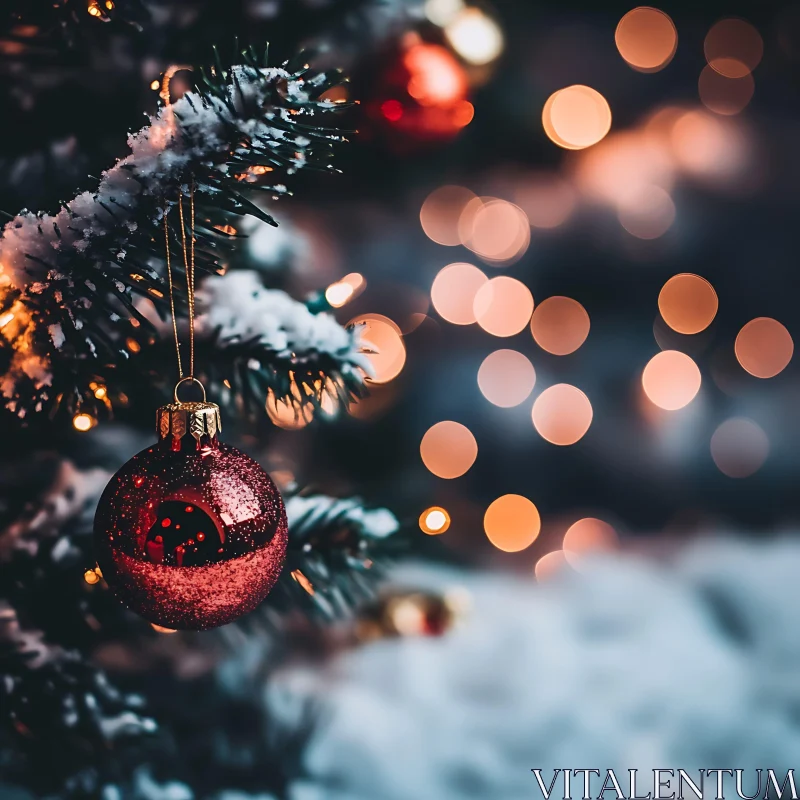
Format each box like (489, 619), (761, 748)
(424, 0), (463, 27)
(420, 185), (477, 245)
(669, 110), (751, 181)
(404, 43), (468, 106)
(419, 506), (452, 534)
(460, 199), (530, 265)
(735, 318), (794, 378)
(617, 185), (676, 239)
(704, 18), (763, 78)
(615, 7), (678, 73)
(698, 65), (754, 116)
(349, 313), (406, 383)
(563, 517), (618, 569)
(473, 276), (534, 337)
(325, 273), (365, 308)
(575, 130), (674, 208)
(513, 173), (576, 229)
(530, 296), (590, 355)
(477, 349), (536, 407)
(535, 550), (570, 581)
(266, 393), (313, 430)
(641, 350), (701, 410)
(444, 7), (504, 66)
(483, 494), (541, 552)
(658, 274), (718, 334)
(83, 568), (101, 585)
(710, 417), (769, 478)
(543, 85), (612, 150)
(431, 262), (488, 325)
(532, 384), (593, 445)
(72, 413), (96, 432)
(420, 420), (478, 479)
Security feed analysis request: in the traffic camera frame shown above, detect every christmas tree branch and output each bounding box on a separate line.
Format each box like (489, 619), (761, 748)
(0, 0), (149, 50)
(260, 492), (401, 624)
(0, 46), (351, 420)
(0, 600), (157, 795)
(37, 271), (372, 423)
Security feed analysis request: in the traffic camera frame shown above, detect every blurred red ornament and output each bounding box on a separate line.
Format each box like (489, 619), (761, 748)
(366, 37), (474, 148)
(94, 398), (287, 630)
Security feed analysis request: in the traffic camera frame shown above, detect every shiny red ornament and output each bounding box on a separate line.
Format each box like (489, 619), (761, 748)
(93, 397), (287, 630)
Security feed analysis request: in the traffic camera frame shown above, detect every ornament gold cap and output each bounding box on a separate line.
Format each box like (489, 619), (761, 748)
(157, 378), (221, 443)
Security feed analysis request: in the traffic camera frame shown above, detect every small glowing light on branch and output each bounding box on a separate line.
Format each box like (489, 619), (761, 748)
(93, 385), (107, 399)
(530, 296), (590, 355)
(420, 185), (477, 246)
(126, 337), (141, 353)
(87, 2), (103, 17)
(478, 349), (536, 407)
(444, 7), (505, 66)
(563, 518), (618, 569)
(543, 85), (612, 150)
(431, 262), (488, 325)
(473, 276), (534, 337)
(484, 494), (541, 552)
(159, 64), (193, 107)
(532, 384), (593, 445)
(615, 7), (678, 73)
(642, 350), (701, 410)
(150, 79), (160, 91)
(699, 65), (754, 116)
(350, 313), (406, 383)
(83, 568), (101, 585)
(711, 417), (769, 478)
(419, 506), (451, 535)
(73, 413), (96, 432)
(420, 421), (478, 479)
(658, 274), (718, 334)
(735, 318), (794, 378)
(704, 18), (763, 78)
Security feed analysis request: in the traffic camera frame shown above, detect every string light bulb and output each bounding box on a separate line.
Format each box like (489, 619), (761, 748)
(73, 412), (96, 432)
(419, 506), (451, 535)
(83, 567), (102, 585)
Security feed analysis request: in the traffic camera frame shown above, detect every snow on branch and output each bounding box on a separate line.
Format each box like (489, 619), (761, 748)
(0, 46), (351, 419)
(258, 492), (401, 623)
(195, 270), (372, 417)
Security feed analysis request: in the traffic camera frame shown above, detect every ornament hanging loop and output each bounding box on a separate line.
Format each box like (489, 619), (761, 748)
(174, 376), (207, 405)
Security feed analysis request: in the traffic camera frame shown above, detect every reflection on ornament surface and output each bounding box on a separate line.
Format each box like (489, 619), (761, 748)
(94, 410), (287, 630)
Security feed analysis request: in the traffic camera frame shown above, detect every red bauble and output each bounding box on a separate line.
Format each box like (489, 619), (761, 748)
(363, 37), (474, 151)
(93, 399), (287, 630)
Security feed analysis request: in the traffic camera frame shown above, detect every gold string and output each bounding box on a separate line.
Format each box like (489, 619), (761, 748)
(164, 181), (196, 383)
(163, 204), (183, 380)
(177, 180), (196, 378)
